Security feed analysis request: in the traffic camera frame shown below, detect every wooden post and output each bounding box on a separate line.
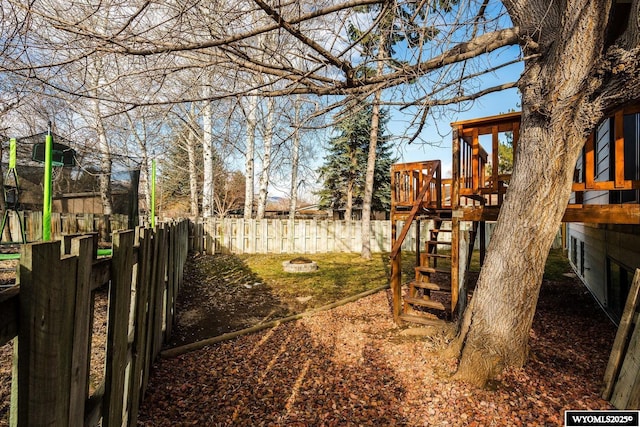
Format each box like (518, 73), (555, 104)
(452, 127), (461, 211)
(451, 217), (460, 316)
(103, 230), (135, 427)
(142, 228), (159, 396)
(129, 227), (152, 423)
(415, 219), (421, 268)
(436, 161), (442, 208)
(584, 133), (595, 189)
(16, 241), (77, 426)
(472, 128), (480, 192)
(457, 227), (469, 317)
(68, 236), (94, 425)
(152, 225), (168, 358)
(165, 224), (175, 341)
(492, 125), (499, 192)
(451, 127), (461, 317)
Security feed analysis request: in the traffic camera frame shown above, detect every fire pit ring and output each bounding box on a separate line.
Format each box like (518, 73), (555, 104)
(282, 257), (318, 273)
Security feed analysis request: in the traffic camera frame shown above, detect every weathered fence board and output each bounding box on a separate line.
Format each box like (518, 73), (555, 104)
(129, 227), (152, 425)
(69, 236), (95, 425)
(17, 241), (78, 426)
(604, 269), (640, 408)
(103, 230), (135, 427)
(1, 218), (189, 426)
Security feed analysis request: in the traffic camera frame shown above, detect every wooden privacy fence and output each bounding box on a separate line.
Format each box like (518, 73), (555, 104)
(0, 219), (189, 426)
(1, 211), (129, 243)
(191, 218), (447, 254)
(189, 218), (558, 255)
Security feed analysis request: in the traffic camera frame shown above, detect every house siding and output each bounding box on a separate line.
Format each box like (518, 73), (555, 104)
(567, 223), (640, 321)
(566, 111), (640, 323)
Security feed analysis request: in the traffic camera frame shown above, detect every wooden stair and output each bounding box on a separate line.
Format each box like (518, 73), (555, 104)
(401, 218), (482, 325)
(402, 221), (454, 322)
(398, 313), (448, 326)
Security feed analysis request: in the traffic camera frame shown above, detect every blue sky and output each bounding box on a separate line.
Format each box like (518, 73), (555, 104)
(388, 54), (523, 177)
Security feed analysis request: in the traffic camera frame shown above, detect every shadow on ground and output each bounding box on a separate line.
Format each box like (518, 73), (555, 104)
(167, 253), (295, 347)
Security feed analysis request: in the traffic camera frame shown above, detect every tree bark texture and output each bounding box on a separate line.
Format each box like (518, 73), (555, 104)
(361, 8), (389, 260)
(94, 100), (113, 242)
(202, 95), (215, 218)
(454, 0), (640, 386)
(244, 96), (258, 219)
(187, 126), (199, 217)
(289, 98), (301, 223)
(257, 97), (275, 220)
(361, 91), (381, 260)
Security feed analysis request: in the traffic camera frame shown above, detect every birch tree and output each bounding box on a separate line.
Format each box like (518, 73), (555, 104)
(243, 95), (258, 219)
(288, 97), (302, 222)
(202, 84), (215, 218)
(256, 97), (276, 219)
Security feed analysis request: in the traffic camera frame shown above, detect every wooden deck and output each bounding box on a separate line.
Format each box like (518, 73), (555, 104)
(390, 108), (640, 325)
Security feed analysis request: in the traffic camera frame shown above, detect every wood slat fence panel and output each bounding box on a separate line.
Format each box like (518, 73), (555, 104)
(1, 211), (132, 243)
(189, 218), (525, 255)
(0, 218), (189, 426)
(191, 218), (443, 255)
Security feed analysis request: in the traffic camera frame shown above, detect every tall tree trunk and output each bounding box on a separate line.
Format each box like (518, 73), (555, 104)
(127, 112), (150, 216)
(344, 152), (358, 221)
(360, 92), (380, 259)
(187, 125), (199, 217)
(94, 100), (112, 242)
(289, 98), (301, 223)
(361, 16), (388, 259)
(202, 93), (215, 218)
(139, 155), (150, 217)
(257, 98), (275, 219)
(244, 96), (258, 219)
(452, 0), (627, 386)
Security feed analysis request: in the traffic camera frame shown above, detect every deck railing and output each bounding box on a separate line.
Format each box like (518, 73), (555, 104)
(452, 113), (521, 208)
(391, 160), (443, 211)
(571, 107), (640, 201)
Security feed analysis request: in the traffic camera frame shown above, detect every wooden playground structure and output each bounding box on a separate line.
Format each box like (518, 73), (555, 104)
(390, 108), (640, 326)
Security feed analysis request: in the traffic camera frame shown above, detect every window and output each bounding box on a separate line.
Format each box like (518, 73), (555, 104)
(571, 237), (577, 266)
(607, 258), (634, 323)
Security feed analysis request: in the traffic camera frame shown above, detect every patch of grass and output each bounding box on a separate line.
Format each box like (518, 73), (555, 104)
(240, 252), (409, 309)
(239, 247), (572, 310)
(544, 248), (572, 281)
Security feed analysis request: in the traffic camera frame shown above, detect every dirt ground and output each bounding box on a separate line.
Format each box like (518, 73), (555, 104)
(0, 253), (618, 426)
(136, 254), (617, 426)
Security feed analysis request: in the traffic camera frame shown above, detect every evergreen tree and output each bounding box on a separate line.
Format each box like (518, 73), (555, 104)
(317, 104), (395, 218)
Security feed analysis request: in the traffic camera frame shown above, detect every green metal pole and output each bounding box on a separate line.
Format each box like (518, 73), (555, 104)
(9, 138), (16, 169)
(151, 159), (156, 228)
(42, 131), (53, 241)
